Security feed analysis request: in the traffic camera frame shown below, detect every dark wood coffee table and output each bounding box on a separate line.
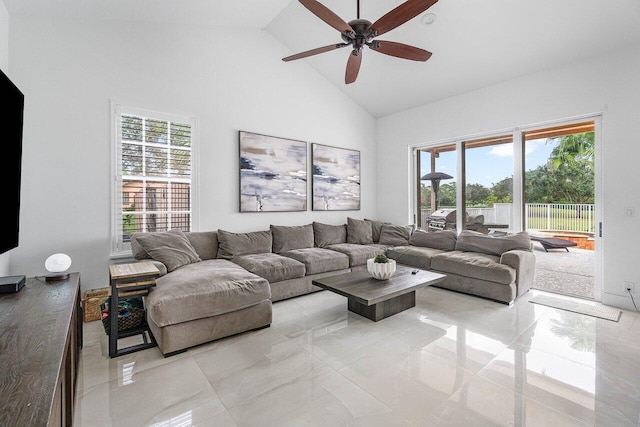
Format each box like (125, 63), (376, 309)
(312, 265), (445, 321)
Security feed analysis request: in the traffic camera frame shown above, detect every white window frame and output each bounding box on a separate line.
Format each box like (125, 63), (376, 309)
(110, 103), (198, 257)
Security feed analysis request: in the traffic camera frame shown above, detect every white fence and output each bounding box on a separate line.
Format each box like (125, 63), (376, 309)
(420, 203), (595, 233)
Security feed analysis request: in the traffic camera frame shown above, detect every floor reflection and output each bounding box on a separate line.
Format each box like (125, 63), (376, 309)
(74, 288), (640, 427)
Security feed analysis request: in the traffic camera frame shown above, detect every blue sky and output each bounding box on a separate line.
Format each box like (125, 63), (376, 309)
(420, 138), (556, 188)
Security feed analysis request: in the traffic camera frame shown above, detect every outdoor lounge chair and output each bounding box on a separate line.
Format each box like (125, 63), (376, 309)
(530, 236), (578, 252)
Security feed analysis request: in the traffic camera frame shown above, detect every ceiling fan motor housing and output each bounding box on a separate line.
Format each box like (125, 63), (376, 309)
(342, 19), (375, 54)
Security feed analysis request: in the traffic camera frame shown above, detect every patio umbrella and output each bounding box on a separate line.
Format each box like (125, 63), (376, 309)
(421, 172), (453, 210)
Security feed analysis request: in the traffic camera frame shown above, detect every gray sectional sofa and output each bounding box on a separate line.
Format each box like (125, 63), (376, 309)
(387, 229), (536, 304)
(129, 218), (535, 356)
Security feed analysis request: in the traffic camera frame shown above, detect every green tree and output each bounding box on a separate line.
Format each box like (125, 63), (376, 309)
(420, 182), (432, 209)
(545, 132), (594, 203)
(548, 132), (594, 171)
(439, 182), (456, 207)
(490, 177), (513, 203)
(525, 132), (594, 204)
(466, 183), (490, 206)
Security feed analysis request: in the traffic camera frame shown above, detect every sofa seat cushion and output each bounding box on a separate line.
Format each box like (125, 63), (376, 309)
(232, 253), (305, 283)
(146, 259), (270, 327)
(386, 245), (445, 270)
(280, 248), (350, 275)
(431, 251), (516, 285)
(326, 243), (386, 267)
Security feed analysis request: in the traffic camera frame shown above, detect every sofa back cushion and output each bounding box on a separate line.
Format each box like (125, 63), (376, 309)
(270, 224), (314, 253)
(217, 229), (272, 259)
(410, 229), (457, 251)
(365, 219), (387, 243)
(313, 222), (347, 247)
(455, 230), (531, 256)
(378, 224), (413, 246)
(132, 229), (202, 272)
(185, 231), (218, 260)
(347, 217), (373, 244)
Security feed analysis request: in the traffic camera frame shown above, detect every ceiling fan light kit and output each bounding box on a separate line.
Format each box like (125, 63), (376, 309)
(283, 0), (437, 84)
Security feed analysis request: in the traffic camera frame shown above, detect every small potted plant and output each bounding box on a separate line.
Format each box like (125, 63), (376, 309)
(367, 254), (397, 280)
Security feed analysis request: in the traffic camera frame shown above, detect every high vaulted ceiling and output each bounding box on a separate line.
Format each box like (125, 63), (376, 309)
(5, 0), (640, 117)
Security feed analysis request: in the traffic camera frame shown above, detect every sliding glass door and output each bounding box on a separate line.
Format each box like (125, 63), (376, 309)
(414, 118), (601, 301)
(523, 122), (596, 299)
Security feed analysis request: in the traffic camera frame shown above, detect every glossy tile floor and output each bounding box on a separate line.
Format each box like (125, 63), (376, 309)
(74, 287), (640, 426)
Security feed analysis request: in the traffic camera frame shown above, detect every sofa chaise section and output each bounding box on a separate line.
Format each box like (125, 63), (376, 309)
(131, 229), (273, 356)
(146, 259), (272, 355)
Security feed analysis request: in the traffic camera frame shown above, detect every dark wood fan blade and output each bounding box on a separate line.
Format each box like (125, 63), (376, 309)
(283, 43), (348, 61)
(369, 40), (432, 61)
(299, 0), (354, 34)
(370, 0), (438, 37)
(345, 51), (362, 84)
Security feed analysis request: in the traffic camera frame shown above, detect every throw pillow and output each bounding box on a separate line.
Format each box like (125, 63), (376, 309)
(130, 233), (152, 260)
(347, 217), (374, 244)
(378, 224), (413, 246)
(410, 229), (457, 251)
(455, 230), (531, 256)
(313, 222), (347, 247)
(365, 219), (389, 243)
(217, 229), (272, 259)
(270, 224), (314, 253)
(134, 229), (201, 272)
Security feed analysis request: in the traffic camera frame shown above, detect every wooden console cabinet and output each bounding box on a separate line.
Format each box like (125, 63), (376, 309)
(0, 273), (82, 426)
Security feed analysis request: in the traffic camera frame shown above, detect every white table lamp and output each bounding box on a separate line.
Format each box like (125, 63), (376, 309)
(45, 253), (72, 281)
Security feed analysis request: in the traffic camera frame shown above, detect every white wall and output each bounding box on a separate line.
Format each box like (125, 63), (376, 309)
(8, 16), (376, 290)
(376, 44), (640, 310)
(0, 1), (11, 275)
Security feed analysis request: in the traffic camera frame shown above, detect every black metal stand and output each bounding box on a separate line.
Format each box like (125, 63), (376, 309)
(108, 271), (159, 358)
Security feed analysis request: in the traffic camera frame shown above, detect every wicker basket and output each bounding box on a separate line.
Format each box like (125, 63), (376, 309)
(83, 287), (110, 322)
(102, 306), (146, 336)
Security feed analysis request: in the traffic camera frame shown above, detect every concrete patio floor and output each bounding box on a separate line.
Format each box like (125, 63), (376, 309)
(532, 245), (595, 299)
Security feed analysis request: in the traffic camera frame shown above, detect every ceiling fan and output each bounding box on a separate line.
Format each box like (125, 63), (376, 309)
(282, 0), (437, 84)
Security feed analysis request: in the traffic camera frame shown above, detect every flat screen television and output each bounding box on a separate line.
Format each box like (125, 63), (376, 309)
(0, 69), (24, 255)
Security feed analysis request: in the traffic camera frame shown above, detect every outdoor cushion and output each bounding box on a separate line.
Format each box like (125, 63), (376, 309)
(455, 230), (531, 256)
(386, 245), (445, 270)
(232, 253), (305, 283)
(217, 229), (272, 259)
(313, 222), (347, 247)
(410, 229), (457, 251)
(378, 224), (413, 246)
(132, 229), (202, 272)
(347, 217), (374, 244)
(326, 243), (386, 267)
(270, 224), (314, 253)
(146, 259), (271, 327)
(185, 231), (218, 260)
(280, 247), (350, 275)
(431, 251), (516, 285)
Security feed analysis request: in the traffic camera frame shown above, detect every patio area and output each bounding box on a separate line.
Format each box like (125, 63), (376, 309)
(532, 245), (595, 299)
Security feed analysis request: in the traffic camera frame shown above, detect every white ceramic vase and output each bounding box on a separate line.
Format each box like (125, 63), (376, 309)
(367, 258), (397, 280)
